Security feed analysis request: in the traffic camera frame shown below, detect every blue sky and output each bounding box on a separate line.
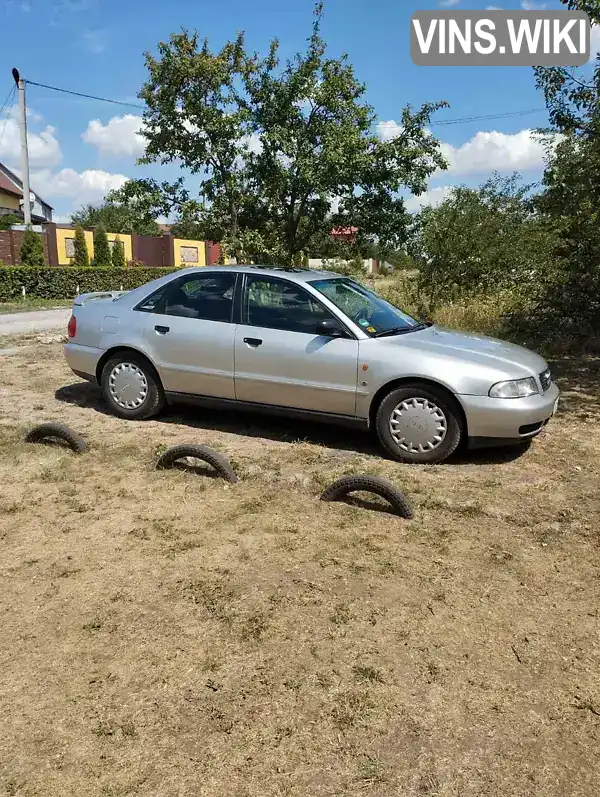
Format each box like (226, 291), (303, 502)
(0, 0), (597, 219)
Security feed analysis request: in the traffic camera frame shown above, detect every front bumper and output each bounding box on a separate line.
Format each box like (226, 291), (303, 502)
(458, 382), (559, 442)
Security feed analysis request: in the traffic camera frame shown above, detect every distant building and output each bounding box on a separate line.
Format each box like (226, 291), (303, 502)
(330, 226), (358, 244)
(0, 161), (53, 224)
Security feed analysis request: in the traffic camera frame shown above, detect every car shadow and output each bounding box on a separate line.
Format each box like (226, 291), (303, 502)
(54, 380), (543, 465)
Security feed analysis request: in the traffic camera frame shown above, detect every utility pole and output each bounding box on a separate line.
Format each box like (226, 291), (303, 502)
(12, 68), (32, 227)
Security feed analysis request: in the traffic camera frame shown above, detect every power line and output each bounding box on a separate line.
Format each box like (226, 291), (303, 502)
(430, 108), (546, 126)
(23, 76), (548, 126)
(0, 85), (17, 153)
(24, 79), (145, 111)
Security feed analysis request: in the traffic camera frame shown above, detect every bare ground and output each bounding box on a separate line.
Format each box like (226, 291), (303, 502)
(1, 340), (599, 797)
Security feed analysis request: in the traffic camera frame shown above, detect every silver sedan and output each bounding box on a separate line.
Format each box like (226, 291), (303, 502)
(64, 266), (559, 464)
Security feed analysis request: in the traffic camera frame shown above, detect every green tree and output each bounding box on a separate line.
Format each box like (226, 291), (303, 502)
(412, 174), (555, 311)
(20, 226), (46, 267)
(92, 224), (111, 266)
(111, 235), (126, 268)
(71, 194), (164, 237)
(534, 0), (600, 134)
(133, 2), (447, 265)
(530, 0), (600, 342)
(73, 225), (90, 268)
(0, 213), (21, 231)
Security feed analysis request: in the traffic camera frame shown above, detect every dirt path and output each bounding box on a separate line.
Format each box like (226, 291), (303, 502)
(0, 308), (71, 335)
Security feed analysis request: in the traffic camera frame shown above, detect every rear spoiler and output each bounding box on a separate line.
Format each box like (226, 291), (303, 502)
(73, 290), (129, 306)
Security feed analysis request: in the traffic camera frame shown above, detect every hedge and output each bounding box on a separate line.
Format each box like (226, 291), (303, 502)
(0, 267), (178, 302)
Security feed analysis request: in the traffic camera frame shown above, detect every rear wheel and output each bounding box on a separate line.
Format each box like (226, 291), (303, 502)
(101, 354), (164, 420)
(375, 383), (462, 464)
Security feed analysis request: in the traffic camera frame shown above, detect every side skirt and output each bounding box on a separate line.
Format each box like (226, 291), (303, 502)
(164, 391), (369, 430)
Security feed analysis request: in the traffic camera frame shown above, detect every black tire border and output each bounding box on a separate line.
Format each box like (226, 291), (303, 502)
(319, 474), (414, 519)
(156, 443), (238, 483)
(25, 422), (88, 454)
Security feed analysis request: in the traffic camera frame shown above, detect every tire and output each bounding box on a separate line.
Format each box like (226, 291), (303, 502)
(156, 444), (238, 483)
(101, 353), (164, 420)
(320, 475), (413, 519)
(25, 422), (87, 453)
(375, 383), (462, 464)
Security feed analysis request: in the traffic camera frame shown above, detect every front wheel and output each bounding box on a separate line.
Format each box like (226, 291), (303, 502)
(101, 354), (164, 420)
(375, 383), (462, 464)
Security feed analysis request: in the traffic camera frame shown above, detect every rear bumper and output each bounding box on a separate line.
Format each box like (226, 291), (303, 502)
(64, 343), (103, 383)
(458, 383), (559, 441)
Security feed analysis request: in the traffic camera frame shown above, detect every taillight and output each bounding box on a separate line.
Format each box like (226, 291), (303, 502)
(67, 315), (76, 338)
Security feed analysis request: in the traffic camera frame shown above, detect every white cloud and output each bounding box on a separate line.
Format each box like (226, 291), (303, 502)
(440, 129), (546, 175)
(440, 0), (460, 6)
(82, 115), (145, 157)
(0, 115), (62, 168)
(404, 185), (454, 213)
(376, 120), (403, 142)
(80, 29), (106, 54)
(521, 0), (547, 9)
(31, 168), (128, 205)
(486, 5), (503, 9)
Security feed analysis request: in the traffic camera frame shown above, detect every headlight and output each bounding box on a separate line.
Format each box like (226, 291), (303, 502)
(489, 377), (539, 399)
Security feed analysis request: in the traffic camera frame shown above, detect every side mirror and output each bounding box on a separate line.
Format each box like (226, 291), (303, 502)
(316, 319), (344, 337)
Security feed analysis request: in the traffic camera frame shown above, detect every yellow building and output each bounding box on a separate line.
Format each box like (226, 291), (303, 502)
(55, 227), (133, 265)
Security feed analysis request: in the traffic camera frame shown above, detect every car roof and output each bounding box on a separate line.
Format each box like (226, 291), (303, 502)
(173, 265), (344, 283)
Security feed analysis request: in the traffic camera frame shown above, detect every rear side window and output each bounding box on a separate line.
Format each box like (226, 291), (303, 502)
(134, 284), (170, 313)
(162, 272), (237, 323)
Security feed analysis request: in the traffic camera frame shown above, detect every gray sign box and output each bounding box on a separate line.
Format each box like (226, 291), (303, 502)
(411, 10), (590, 67)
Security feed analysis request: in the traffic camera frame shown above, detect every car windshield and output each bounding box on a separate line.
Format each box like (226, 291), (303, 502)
(309, 277), (419, 337)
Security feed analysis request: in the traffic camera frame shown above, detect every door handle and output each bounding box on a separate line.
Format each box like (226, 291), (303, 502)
(243, 337), (262, 347)
(154, 325), (170, 335)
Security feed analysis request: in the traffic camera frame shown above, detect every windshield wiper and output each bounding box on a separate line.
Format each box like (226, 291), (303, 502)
(411, 321), (433, 331)
(373, 326), (413, 338)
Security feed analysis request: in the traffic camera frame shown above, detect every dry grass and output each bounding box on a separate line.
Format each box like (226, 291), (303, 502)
(1, 341), (600, 796)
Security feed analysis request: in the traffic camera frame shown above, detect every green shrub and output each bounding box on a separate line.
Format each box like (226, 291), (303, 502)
(112, 235), (126, 268)
(92, 224), (111, 267)
(73, 225), (90, 268)
(0, 266), (178, 301)
(20, 227), (46, 268)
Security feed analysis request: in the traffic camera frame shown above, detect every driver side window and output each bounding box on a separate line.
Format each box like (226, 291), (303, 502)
(245, 277), (340, 334)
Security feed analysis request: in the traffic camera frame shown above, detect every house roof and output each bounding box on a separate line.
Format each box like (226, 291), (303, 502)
(331, 226), (359, 237)
(0, 169), (22, 199)
(0, 161), (53, 210)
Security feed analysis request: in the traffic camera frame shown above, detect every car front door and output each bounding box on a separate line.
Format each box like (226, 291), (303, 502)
(234, 275), (359, 415)
(142, 270), (238, 398)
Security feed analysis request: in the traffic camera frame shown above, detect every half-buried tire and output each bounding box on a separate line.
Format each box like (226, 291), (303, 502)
(156, 444), (238, 483)
(320, 474), (413, 519)
(25, 422), (88, 454)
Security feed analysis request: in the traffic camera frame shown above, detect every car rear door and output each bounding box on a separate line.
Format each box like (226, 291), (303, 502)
(142, 270), (238, 398)
(234, 274), (359, 415)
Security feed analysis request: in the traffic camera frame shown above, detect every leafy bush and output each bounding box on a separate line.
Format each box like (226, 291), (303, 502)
(0, 213), (22, 231)
(0, 266), (177, 301)
(20, 227), (46, 268)
(411, 174), (555, 312)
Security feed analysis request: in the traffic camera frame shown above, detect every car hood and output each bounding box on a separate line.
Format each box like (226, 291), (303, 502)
(378, 325), (548, 377)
